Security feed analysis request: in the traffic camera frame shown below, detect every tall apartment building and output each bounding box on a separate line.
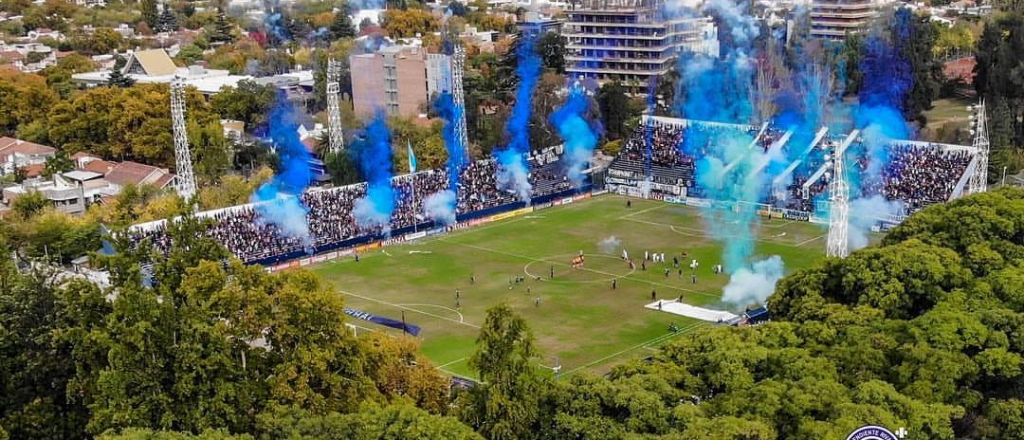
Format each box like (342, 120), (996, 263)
(350, 46), (450, 118)
(563, 0), (719, 94)
(810, 0), (880, 40)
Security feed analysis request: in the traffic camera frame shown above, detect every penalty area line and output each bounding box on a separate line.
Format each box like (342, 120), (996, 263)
(336, 288), (481, 329)
(562, 321), (707, 376)
(398, 303), (465, 323)
(437, 357), (468, 369)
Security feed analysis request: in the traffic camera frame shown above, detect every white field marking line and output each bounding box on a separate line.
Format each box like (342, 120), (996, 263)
(626, 217), (812, 248)
(523, 254), (636, 284)
(562, 321), (707, 376)
(795, 234), (827, 247)
(440, 239), (720, 299)
(763, 219), (797, 229)
(437, 357), (468, 369)
(336, 288), (481, 329)
(618, 202), (668, 219)
(438, 367), (478, 381)
(398, 303), (465, 323)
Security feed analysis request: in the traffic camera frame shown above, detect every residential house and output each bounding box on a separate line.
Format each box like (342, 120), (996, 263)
(0, 137), (56, 176)
(104, 161), (177, 191)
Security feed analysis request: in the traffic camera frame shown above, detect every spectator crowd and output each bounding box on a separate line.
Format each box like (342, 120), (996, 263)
(609, 120), (975, 215)
(131, 150), (584, 262)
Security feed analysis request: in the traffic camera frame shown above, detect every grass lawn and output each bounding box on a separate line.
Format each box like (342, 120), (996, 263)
(925, 97), (974, 131)
(310, 194), (830, 379)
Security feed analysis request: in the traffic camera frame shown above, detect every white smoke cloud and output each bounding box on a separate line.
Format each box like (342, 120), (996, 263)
(598, 236), (621, 254)
(704, 0), (760, 45)
(423, 190), (457, 225)
(496, 160), (532, 202)
(848, 195), (904, 251)
(352, 196), (391, 233)
(251, 191), (311, 247)
(722, 255), (785, 306)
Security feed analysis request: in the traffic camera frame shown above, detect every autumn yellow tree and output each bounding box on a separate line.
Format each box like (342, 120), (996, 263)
(382, 9), (438, 38)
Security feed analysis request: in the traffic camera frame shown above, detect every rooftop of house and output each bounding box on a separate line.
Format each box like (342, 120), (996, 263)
(0, 137), (56, 157)
(104, 160), (172, 187)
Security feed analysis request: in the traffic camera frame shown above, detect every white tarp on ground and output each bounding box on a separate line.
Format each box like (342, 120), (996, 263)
(645, 300), (738, 323)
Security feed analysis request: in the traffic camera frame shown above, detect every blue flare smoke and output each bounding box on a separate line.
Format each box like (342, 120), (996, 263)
(250, 94), (314, 244)
(351, 111), (396, 231)
(495, 34), (541, 201)
(434, 91), (467, 191)
(550, 83), (598, 187)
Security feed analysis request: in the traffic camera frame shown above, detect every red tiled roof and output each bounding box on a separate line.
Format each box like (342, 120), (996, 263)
(22, 163), (44, 178)
(151, 173), (176, 189)
(105, 161), (163, 187)
(0, 51), (24, 61)
(0, 137), (56, 157)
(81, 159), (115, 174)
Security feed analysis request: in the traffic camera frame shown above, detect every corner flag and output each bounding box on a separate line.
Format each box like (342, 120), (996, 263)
(407, 140), (417, 173)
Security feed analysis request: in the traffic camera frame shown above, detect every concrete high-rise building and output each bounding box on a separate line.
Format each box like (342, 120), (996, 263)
(563, 0), (719, 94)
(809, 0), (880, 40)
(350, 46), (450, 118)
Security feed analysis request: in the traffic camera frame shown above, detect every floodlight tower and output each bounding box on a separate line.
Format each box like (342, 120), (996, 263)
(451, 45), (469, 159)
(826, 130), (858, 259)
(326, 58), (345, 154)
(170, 75), (197, 203)
(968, 100), (990, 194)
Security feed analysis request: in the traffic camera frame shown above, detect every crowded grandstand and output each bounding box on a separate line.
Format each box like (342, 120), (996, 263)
(606, 116), (978, 217)
(131, 116), (978, 264)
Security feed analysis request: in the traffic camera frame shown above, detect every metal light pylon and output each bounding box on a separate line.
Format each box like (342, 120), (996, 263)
(826, 130), (858, 259)
(171, 76), (197, 203)
(326, 58), (345, 154)
(451, 45), (469, 159)
(968, 99), (989, 194)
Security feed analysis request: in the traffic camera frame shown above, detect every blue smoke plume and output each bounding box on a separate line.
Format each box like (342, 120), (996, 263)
(550, 82), (598, 187)
(429, 91), (465, 223)
(351, 111), (396, 232)
(843, 8), (915, 249)
(495, 34), (541, 201)
(676, 43), (760, 273)
(250, 94), (314, 245)
(434, 91), (467, 191)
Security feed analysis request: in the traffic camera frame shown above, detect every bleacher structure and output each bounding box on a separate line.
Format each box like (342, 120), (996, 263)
(130, 145), (588, 266)
(606, 115), (982, 227)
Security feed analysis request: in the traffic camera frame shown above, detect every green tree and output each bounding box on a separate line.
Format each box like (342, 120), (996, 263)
(0, 70), (59, 136)
(42, 149), (73, 178)
(210, 80), (277, 128)
(381, 8), (438, 38)
(157, 6), (179, 33)
(10, 191), (48, 219)
(208, 9), (234, 44)
(106, 68), (135, 88)
(460, 303), (543, 440)
(535, 31), (566, 74)
(329, 10), (355, 39)
(324, 150), (362, 186)
(42, 53), (95, 98)
(140, 0), (159, 28)
(597, 80), (635, 140)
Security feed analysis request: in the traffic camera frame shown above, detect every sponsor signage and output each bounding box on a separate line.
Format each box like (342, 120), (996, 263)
(782, 209), (810, 221)
(404, 231), (427, 241)
(343, 308), (421, 336)
(665, 196), (686, 204)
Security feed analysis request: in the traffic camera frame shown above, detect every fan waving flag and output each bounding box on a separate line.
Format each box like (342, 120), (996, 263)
(407, 140), (417, 173)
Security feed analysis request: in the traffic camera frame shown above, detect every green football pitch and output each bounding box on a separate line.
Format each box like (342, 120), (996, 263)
(310, 194), (829, 379)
